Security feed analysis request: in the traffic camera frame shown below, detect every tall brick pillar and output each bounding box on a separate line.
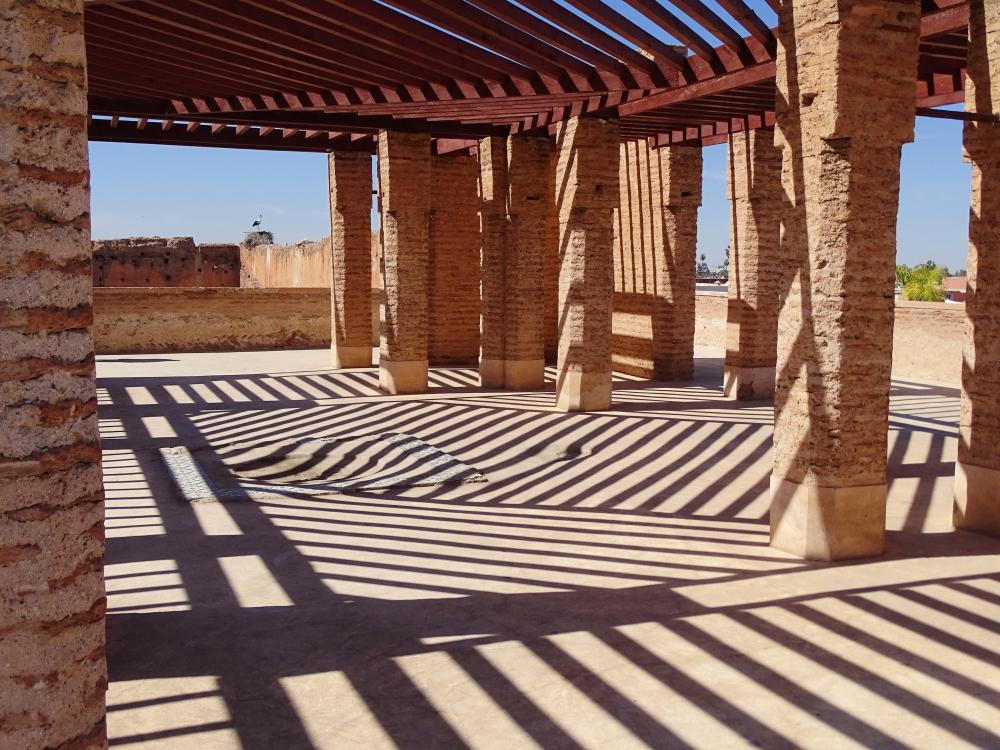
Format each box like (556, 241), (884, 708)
(554, 117), (620, 411)
(724, 129), (782, 399)
(1, 2), (107, 748)
(478, 136), (508, 388)
(477, 136), (552, 389)
(954, 0), (1000, 536)
(377, 130), (430, 394)
(770, 0), (920, 559)
(429, 152), (480, 366)
(328, 151), (373, 368)
(652, 145), (701, 381)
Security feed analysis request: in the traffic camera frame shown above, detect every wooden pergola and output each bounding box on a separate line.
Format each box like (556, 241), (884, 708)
(84, 0), (971, 153)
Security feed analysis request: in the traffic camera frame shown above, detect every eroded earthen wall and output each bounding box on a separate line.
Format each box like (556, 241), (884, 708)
(197, 244), (240, 287)
(1, 1), (107, 747)
(92, 288), (330, 353)
(239, 240), (333, 288)
(612, 140), (701, 380)
(92, 238), (239, 287)
(429, 153), (480, 365)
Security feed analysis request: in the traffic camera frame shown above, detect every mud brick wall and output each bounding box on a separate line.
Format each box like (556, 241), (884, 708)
(240, 240), (333, 288)
(428, 153), (480, 365)
(93, 236), (201, 287)
(93, 288), (330, 353)
(92, 237), (240, 287)
(197, 243), (240, 287)
(0, 1), (107, 748)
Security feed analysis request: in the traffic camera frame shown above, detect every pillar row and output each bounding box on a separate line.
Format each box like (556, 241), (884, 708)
(477, 136), (551, 390)
(770, 0), (921, 559)
(724, 128), (782, 400)
(1, 1), (107, 748)
(653, 145), (701, 382)
(554, 116), (620, 412)
(954, 0), (1000, 536)
(328, 151), (373, 369)
(377, 130), (431, 394)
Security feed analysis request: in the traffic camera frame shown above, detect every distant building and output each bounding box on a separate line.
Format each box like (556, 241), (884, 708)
(944, 276), (968, 303)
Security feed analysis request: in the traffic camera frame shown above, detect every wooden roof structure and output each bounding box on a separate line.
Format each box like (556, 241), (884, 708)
(84, 0), (971, 153)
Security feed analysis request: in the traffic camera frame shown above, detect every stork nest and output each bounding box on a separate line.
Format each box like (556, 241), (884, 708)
(242, 230), (274, 248)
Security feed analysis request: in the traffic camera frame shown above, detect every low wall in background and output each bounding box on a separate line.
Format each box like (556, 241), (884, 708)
(94, 289), (966, 385)
(93, 237), (240, 287)
(93, 288), (331, 353)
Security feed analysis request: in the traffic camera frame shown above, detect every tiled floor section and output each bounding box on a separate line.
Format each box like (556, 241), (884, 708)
(98, 349), (1000, 749)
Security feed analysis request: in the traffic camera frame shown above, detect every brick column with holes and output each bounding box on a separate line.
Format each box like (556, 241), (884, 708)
(377, 130), (431, 394)
(724, 128), (782, 399)
(328, 150), (373, 368)
(0, 1), (107, 747)
(770, 0), (921, 559)
(954, 0), (1000, 536)
(554, 116), (620, 411)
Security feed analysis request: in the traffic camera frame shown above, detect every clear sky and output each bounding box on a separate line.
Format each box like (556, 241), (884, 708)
(89, 113), (972, 272)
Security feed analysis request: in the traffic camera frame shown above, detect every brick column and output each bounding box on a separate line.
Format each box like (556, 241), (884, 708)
(328, 151), (373, 368)
(478, 136), (508, 387)
(554, 117), (620, 411)
(477, 136), (551, 389)
(770, 0), (920, 559)
(1, 2), (107, 748)
(954, 0), (1000, 536)
(429, 153), (480, 366)
(502, 135), (549, 388)
(377, 130), (430, 394)
(724, 129), (782, 399)
(653, 144), (701, 381)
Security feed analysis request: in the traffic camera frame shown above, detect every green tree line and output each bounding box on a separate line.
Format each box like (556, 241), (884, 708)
(895, 261), (949, 302)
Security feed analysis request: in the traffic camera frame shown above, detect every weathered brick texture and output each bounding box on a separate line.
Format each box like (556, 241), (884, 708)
(555, 117), (619, 411)
(378, 131), (430, 392)
(0, 1), (106, 748)
(612, 140), (700, 380)
(477, 136), (553, 387)
(955, 0), (1000, 535)
(478, 136), (507, 374)
(724, 128), (782, 398)
(329, 151), (373, 367)
(771, 0), (921, 559)
(429, 153), (480, 365)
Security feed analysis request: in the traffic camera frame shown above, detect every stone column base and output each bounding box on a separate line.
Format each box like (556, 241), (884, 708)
(953, 460), (1000, 536)
(723, 365), (775, 400)
(332, 345), (372, 369)
(480, 358), (545, 390)
(556, 371), (612, 412)
(769, 476), (887, 560)
(479, 358), (505, 388)
(379, 359), (428, 394)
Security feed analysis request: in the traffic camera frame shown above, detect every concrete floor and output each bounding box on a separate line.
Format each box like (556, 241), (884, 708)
(97, 349), (1000, 750)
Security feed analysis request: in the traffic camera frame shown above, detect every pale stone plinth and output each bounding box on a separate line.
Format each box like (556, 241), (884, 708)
(770, 477), (887, 560)
(479, 358), (505, 388)
(332, 345), (371, 369)
(379, 359), (428, 394)
(954, 461), (1000, 536)
(480, 358), (545, 390)
(504, 359), (546, 390)
(557, 371), (612, 412)
(723, 365), (775, 401)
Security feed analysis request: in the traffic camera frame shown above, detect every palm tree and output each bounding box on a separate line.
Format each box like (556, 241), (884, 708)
(902, 263), (946, 302)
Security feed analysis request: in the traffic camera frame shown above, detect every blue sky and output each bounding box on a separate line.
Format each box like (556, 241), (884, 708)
(89, 113), (972, 271)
